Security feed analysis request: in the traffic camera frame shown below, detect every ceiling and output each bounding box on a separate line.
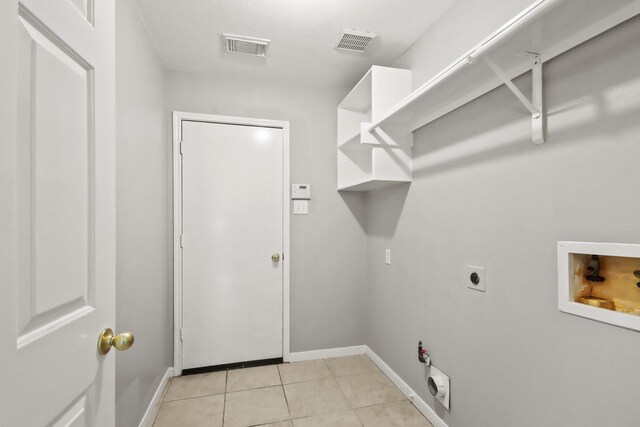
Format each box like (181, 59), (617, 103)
(134, 0), (454, 90)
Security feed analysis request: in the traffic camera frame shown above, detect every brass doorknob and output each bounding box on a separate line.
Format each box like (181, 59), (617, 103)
(272, 253), (280, 262)
(98, 328), (135, 355)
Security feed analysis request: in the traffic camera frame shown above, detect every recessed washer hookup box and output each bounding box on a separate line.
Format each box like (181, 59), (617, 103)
(558, 241), (640, 332)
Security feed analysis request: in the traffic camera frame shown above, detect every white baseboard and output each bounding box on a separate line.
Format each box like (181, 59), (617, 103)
(288, 345), (366, 362)
(364, 347), (447, 427)
(287, 345), (447, 427)
(139, 367), (174, 427)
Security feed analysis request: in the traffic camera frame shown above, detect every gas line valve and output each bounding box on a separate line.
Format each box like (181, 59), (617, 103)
(418, 341), (431, 366)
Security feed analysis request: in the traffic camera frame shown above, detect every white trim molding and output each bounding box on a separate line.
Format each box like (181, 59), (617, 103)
(364, 348), (448, 427)
(289, 345), (448, 427)
(172, 111), (291, 374)
(138, 367), (174, 427)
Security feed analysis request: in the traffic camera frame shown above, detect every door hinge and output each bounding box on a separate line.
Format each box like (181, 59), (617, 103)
(180, 234), (184, 248)
(180, 328), (184, 341)
(179, 141), (184, 155)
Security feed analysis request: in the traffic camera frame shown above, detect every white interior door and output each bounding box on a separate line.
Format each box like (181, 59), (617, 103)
(0, 0), (116, 425)
(181, 120), (284, 369)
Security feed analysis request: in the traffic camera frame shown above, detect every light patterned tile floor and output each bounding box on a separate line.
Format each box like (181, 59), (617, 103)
(152, 355), (433, 427)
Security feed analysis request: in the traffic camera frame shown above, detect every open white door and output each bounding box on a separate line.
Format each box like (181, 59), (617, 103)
(0, 0), (117, 425)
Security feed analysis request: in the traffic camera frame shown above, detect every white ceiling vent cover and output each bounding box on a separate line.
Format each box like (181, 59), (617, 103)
(336, 29), (378, 53)
(223, 34), (270, 57)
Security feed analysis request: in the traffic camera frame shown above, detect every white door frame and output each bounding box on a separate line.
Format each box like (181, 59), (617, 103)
(172, 111), (290, 375)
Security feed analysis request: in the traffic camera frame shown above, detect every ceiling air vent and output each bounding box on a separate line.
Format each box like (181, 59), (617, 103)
(336, 29), (378, 53)
(223, 34), (270, 57)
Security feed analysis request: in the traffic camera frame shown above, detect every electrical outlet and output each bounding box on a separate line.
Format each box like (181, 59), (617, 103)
(466, 265), (486, 292)
(385, 249), (391, 265)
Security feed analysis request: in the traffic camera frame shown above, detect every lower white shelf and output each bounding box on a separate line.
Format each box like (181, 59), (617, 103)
(338, 131), (360, 149)
(338, 178), (411, 192)
(337, 145), (412, 192)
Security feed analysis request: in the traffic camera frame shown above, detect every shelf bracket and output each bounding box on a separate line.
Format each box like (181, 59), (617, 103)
(483, 55), (545, 144)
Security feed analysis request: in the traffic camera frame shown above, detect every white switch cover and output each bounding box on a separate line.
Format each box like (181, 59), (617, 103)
(385, 249), (391, 265)
(466, 265), (486, 292)
(293, 200), (308, 215)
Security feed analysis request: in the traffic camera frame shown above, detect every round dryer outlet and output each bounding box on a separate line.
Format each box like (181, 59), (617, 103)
(428, 375), (446, 398)
(427, 365), (450, 410)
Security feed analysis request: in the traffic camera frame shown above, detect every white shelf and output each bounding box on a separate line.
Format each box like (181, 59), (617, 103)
(337, 144), (412, 192)
(338, 122), (412, 149)
(337, 107), (370, 150)
(339, 69), (372, 113)
(337, 66), (413, 191)
(337, 130), (360, 149)
(337, 1), (640, 191)
(366, 0), (640, 136)
(337, 179), (411, 192)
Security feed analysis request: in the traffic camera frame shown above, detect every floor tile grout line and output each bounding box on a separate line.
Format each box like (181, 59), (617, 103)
(277, 364), (293, 421)
(333, 373), (357, 410)
(163, 392), (226, 404)
(288, 408), (358, 423)
(222, 370), (228, 426)
(323, 357), (339, 377)
(358, 400), (434, 426)
(325, 356), (397, 412)
(278, 359), (334, 386)
(288, 409), (366, 426)
(285, 376), (355, 420)
(225, 382), (286, 395)
(164, 370), (228, 403)
(352, 405), (366, 427)
(226, 365), (283, 394)
(166, 356), (399, 427)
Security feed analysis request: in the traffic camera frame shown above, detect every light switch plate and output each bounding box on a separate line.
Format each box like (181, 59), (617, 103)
(385, 249), (391, 265)
(293, 200), (308, 215)
(466, 265), (486, 292)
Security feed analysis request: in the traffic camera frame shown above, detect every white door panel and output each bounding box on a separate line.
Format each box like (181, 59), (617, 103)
(182, 121), (283, 369)
(1, 0), (115, 425)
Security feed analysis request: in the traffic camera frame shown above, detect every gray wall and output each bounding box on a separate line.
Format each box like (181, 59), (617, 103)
(115, 1), (173, 426)
(365, 10), (640, 427)
(165, 71), (368, 352)
(394, 0), (534, 91)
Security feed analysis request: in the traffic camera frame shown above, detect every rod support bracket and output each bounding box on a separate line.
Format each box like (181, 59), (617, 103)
(483, 54), (545, 144)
